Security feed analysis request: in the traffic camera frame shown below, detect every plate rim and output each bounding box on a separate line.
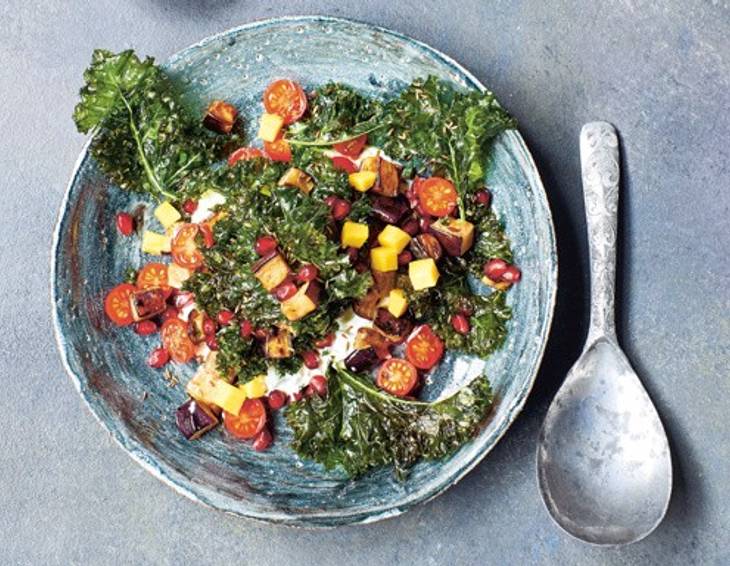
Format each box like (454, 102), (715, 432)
(51, 14), (558, 527)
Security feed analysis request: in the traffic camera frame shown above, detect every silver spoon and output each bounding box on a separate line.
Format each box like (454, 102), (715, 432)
(536, 122), (672, 545)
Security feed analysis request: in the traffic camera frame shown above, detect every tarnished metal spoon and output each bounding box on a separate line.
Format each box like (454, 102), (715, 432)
(536, 122), (672, 545)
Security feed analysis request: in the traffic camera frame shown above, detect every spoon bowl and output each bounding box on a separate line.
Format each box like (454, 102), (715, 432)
(537, 122), (672, 545)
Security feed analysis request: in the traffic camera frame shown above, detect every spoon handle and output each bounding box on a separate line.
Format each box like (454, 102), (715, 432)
(580, 122), (620, 343)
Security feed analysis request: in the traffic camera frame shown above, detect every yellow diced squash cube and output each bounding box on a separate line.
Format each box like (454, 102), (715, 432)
(186, 361), (245, 415)
(409, 258), (440, 290)
(167, 262), (192, 288)
(387, 289), (409, 318)
(141, 230), (170, 255)
(371, 246), (398, 272)
(377, 225), (411, 253)
(240, 376), (268, 399)
(258, 113), (284, 142)
(154, 201), (182, 229)
(207, 380), (246, 415)
(341, 221), (369, 248)
(348, 171), (378, 192)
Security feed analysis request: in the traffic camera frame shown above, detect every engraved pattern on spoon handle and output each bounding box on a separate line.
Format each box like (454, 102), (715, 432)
(580, 122), (619, 342)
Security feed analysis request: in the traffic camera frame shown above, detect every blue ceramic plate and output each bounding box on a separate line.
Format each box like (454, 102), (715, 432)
(52, 16), (556, 527)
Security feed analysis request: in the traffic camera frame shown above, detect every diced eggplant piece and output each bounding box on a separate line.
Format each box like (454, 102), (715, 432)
(353, 288), (381, 320)
(129, 287), (167, 321)
(428, 219), (475, 257)
(344, 347), (379, 373)
(370, 195), (409, 224)
(253, 251), (291, 292)
(373, 159), (401, 197)
(374, 308), (414, 342)
(354, 327), (394, 354)
(278, 167), (315, 195)
(203, 100), (238, 134)
(372, 269), (396, 294)
(187, 309), (206, 344)
(281, 281), (321, 321)
(175, 398), (219, 440)
(409, 233), (443, 261)
(265, 327), (294, 358)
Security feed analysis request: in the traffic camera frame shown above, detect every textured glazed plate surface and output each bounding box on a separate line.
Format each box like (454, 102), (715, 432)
(52, 16), (556, 527)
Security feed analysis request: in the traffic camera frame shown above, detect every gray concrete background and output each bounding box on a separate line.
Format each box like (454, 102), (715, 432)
(1, 1), (728, 564)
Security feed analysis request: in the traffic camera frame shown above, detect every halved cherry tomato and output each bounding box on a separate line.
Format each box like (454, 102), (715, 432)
(415, 177), (458, 217)
(171, 224), (204, 270)
(405, 325), (444, 370)
(228, 146), (265, 166)
(136, 263), (169, 290)
(331, 155), (358, 173)
(376, 358), (419, 397)
(333, 134), (367, 158)
(263, 136), (292, 162)
(263, 79), (307, 124)
(104, 283), (137, 326)
(224, 398), (267, 440)
(160, 318), (196, 364)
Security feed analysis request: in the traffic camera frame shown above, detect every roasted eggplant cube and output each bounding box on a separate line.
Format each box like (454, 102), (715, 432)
(175, 398), (219, 440)
(253, 251), (292, 292)
(353, 288), (381, 320)
(354, 327), (394, 352)
(410, 233), (443, 261)
(344, 347), (379, 373)
(265, 327), (294, 358)
(187, 310), (206, 344)
(370, 195), (409, 224)
(129, 287), (167, 321)
(278, 167), (315, 195)
(374, 308), (414, 342)
(372, 159), (401, 197)
(372, 269), (396, 294)
(281, 281), (321, 322)
(428, 219), (475, 256)
(203, 100), (238, 134)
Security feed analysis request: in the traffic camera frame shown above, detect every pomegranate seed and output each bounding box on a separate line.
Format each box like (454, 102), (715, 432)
(451, 313), (471, 335)
(202, 317), (216, 336)
(199, 224), (214, 248)
(483, 258), (509, 281)
(400, 218), (419, 236)
(302, 350), (320, 369)
(273, 280), (297, 301)
(134, 320), (158, 335)
(173, 291), (195, 310)
(458, 303), (474, 317)
(418, 216), (431, 233)
(474, 189), (491, 207)
(314, 333), (335, 349)
(267, 390), (287, 410)
(217, 310), (234, 326)
(253, 327), (269, 340)
(291, 390), (304, 403)
(240, 319), (253, 338)
(397, 250), (413, 265)
(116, 212), (134, 236)
(205, 335), (219, 351)
(331, 199), (351, 221)
(309, 375), (328, 397)
(501, 265), (522, 283)
(324, 195), (337, 207)
(161, 305), (179, 322)
(331, 155), (358, 173)
(304, 385), (315, 397)
(182, 199), (198, 214)
(252, 428), (273, 452)
(148, 347), (169, 368)
(296, 263), (319, 283)
(254, 235), (278, 256)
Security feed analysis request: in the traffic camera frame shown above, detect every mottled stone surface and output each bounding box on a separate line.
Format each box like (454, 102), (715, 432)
(0, 1), (727, 564)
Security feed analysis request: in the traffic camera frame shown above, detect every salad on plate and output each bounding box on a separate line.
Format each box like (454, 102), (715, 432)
(74, 49), (522, 479)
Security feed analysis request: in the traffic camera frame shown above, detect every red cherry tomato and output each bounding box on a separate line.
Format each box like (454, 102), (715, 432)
(224, 398), (267, 440)
(263, 79), (307, 124)
(264, 136), (292, 162)
(376, 358), (419, 397)
(104, 283), (137, 326)
(405, 325), (444, 370)
(267, 390), (287, 411)
(134, 320), (158, 335)
(171, 224), (204, 270)
(147, 347), (170, 368)
(252, 428), (273, 451)
(254, 235), (278, 256)
(136, 262), (169, 290)
(228, 146), (265, 166)
(333, 134), (367, 158)
(309, 375), (328, 397)
(416, 177), (458, 217)
(116, 212), (134, 236)
(451, 313), (471, 335)
(331, 155), (358, 173)
(302, 350), (320, 369)
(296, 264), (319, 283)
(160, 318), (196, 364)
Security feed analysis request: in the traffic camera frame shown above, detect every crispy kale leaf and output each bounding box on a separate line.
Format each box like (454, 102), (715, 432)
(286, 368), (493, 479)
(73, 49), (225, 199)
